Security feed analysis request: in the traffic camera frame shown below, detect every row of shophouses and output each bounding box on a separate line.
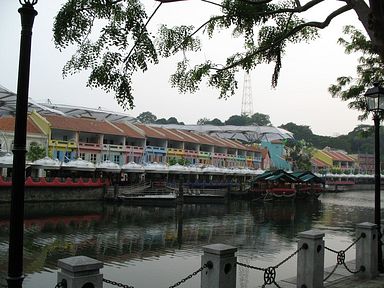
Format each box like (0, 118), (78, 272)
(0, 111), (376, 174)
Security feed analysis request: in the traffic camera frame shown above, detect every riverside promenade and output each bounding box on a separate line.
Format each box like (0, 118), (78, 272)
(279, 260), (384, 287)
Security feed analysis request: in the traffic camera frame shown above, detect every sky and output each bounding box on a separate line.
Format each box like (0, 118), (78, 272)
(0, 0), (373, 137)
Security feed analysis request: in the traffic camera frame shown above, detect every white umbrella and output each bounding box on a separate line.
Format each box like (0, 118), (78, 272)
(61, 158), (96, 172)
(168, 163), (190, 174)
(0, 152), (13, 168)
(144, 162), (169, 174)
(32, 157), (61, 170)
(96, 160), (121, 173)
(121, 162), (145, 173)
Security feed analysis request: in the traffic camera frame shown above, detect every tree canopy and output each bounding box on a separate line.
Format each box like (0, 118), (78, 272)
(329, 25), (384, 121)
(26, 142), (46, 162)
(53, 1), (384, 110)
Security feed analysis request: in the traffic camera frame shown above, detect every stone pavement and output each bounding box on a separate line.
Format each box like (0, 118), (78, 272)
(278, 260), (384, 288)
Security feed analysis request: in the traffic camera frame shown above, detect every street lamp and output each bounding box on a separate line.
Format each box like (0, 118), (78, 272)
(7, 1), (37, 288)
(365, 82), (384, 273)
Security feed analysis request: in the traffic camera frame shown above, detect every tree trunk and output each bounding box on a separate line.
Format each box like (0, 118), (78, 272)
(350, 0), (384, 62)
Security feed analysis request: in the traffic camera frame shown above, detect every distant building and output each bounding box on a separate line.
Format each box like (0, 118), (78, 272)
(312, 147), (356, 173)
(310, 157), (330, 174)
(261, 140), (292, 171)
(350, 153), (375, 174)
(0, 111), (266, 169)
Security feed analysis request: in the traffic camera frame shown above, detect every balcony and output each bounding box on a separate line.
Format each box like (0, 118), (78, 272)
(213, 152), (226, 159)
(125, 145), (144, 155)
(78, 142), (101, 151)
(145, 146), (166, 154)
(236, 155), (246, 161)
(199, 151), (211, 158)
(184, 149), (199, 157)
(167, 148), (184, 156)
(49, 139), (77, 149)
(253, 156), (262, 162)
(226, 154), (236, 160)
(102, 144), (125, 152)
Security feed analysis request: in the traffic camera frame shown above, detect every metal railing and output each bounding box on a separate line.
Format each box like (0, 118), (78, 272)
(323, 232), (366, 281)
(236, 243), (308, 287)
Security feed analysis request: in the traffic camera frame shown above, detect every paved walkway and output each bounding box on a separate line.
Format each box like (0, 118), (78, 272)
(278, 261), (384, 288)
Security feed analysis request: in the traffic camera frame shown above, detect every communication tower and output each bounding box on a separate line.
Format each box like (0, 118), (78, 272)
(241, 71), (254, 117)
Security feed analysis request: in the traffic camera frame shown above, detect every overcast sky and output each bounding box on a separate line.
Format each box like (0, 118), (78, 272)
(0, 0), (373, 136)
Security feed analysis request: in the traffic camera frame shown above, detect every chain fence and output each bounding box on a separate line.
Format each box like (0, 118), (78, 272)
(54, 233), (366, 288)
(236, 243), (308, 287)
(103, 278), (135, 288)
(102, 261), (212, 288)
(323, 232), (366, 281)
(168, 261), (212, 288)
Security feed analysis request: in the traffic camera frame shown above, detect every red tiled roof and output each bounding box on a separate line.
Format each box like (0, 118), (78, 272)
(135, 124), (167, 139)
(175, 129), (201, 143)
(155, 127), (186, 141)
(44, 115), (125, 135)
(322, 150), (355, 162)
(311, 158), (330, 168)
(113, 122), (146, 139)
(0, 116), (44, 135)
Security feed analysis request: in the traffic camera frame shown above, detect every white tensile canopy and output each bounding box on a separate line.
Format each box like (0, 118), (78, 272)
(96, 160), (121, 173)
(32, 157), (61, 170)
(61, 158), (96, 172)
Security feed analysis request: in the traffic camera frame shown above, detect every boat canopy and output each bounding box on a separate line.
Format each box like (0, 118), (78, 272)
(291, 171), (324, 184)
(253, 169), (300, 183)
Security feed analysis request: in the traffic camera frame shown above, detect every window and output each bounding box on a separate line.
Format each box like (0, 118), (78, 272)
(103, 154), (109, 161)
(113, 155), (120, 164)
(90, 154), (97, 163)
(79, 153), (85, 160)
(63, 135), (68, 141)
(64, 152), (71, 162)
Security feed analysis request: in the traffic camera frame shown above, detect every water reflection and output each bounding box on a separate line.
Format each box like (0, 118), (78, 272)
(0, 191), (380, 288)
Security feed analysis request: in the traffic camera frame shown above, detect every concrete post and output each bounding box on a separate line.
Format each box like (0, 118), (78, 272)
(201, 243), (237, 288)
(356, 222), (378, 279)
(57, 256), (103, 288)
(297, 230), (324, 288)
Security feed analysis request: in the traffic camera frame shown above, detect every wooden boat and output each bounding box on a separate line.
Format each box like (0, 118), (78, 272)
(265, 186), (296, 201)
(291, 171), (325, 199)
(249, 170), (325, 201)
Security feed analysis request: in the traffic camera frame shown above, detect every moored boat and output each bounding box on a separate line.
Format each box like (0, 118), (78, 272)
(249, 170), (298, 201)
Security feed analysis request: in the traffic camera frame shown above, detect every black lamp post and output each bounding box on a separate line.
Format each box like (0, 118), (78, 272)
(364, 82), (384, 273)
(7, 1), (37, 288)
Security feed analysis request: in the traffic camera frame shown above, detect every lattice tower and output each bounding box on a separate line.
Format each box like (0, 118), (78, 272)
(241, 71), (254, 117)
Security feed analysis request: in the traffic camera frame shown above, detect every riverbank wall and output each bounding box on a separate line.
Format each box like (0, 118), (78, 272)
(0, 186), (106, 202)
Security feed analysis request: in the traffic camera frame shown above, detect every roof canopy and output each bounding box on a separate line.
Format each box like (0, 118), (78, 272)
(0, 85), (136, 122)
(150, 124), (294, 143)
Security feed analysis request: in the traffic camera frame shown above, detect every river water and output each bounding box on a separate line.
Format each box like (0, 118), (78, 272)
(0, 190), (382, 288)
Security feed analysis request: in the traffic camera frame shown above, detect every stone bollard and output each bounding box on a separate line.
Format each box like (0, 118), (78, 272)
(201, 243), (237, 288)
(297, 230), (324, 288)
(356, 222), (378, 279)
(57, 256), (103, 288)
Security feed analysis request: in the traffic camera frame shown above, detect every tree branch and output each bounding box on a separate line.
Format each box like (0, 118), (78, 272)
(172, 15), (226, 52)
(216, 4), (353, 72)
(239, 0), (274, 5)
(201, 0), (224, 8)
(240, 0), (324, 16)
(124, 2), (163, 63)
